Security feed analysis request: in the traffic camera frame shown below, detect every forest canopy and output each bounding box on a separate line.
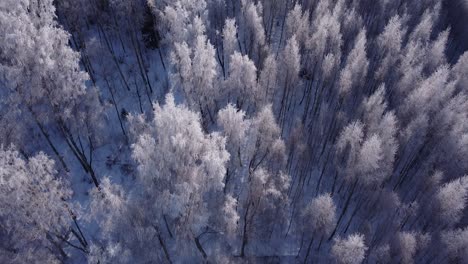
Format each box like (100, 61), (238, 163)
(1, 0), (468, 263)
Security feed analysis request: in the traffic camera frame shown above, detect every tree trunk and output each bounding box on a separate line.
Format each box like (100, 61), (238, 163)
(277, 0), (290, 56)
(240, 202), (251, 257)
(328, 178), (359, 241)
(29, 109), (69, 173)
(194, 237), (208, 260)
(59, 123), (99, 188)
(303, 236), (314, 264)
(153, 225), (172, 264)
(105, 78), (128, 142)
(98, 23), (132, 92)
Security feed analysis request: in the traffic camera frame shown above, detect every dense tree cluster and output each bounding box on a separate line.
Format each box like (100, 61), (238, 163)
(1, 0), (468, 263)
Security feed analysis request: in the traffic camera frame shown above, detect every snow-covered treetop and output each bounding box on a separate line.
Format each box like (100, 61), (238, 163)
(331, 233), (368, 264)
(303, 193), (337, 236)
(0, 146), (72, 263)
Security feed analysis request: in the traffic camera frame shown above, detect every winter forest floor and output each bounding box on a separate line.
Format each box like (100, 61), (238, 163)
(1, 0), (468, 263)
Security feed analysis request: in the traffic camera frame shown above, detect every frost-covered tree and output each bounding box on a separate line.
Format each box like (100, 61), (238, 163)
(0, 147), (73, 263)
(217, 104), (250, 152)
(434, 175), (468, 228)
(278, 35), (301, 131)
(306, 2), (342, 77)
(217, 103), (287, 188)
(431, 93), (468, 176)
(337, 86), (397, 186)
(304, 193), (337, 239)
(169, 17), (219, 120)
(335, 120), (396, 187)
(222, 18), (238, 74)
(132, 93), (230, 226)
(426, 28), (450, 72)
(391, 231), (418, 264)
(331, 85), (398, 241)
(331, 233), (367, 264)
(0, 0), (87, 122)
(154, 0), (208, 45)
(217, 104), (251, 192)
(0, 0), (101, 187)
(191, 28), (219, 104)
(249, 105), (288, 172)
(336, 121), (365, 183)
(238, 0), (266, 61)
(217, 103), (289, 257)
(89, 94), (233, 262)
(375, 15), (406, 81)
(402, 65), (453, 118)
(360, 86), (398, 182)
(338, 29), (369, 96)
(86, 178), (131, 263)
(258, 53), (278, 104)
(440, 227), (468, 263)
(239, 167), (290, 257)
(225, 51), (258, 109)
(285, 4), (309, 48)
(302, 193), (337, 261)
(452, 51), (468, 91)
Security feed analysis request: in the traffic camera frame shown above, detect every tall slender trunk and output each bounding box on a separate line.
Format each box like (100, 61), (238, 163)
(46, 233), (68, 261)
(316, 235), (324, 251)
(303, 236), (314, 264)
(98, 23), (132, 92)
(240, 202), (251, 257)
(130, 23), (153, 95)
(59, 123), (99, 188)
(105, 78), (128, 141)
(28, 107), (69, 172)
(277, 0), (290, 56)
(194, 236), (207, 260)
(72, 217), (88, 248)
(158, 49), (167, 72)
(328, 178), (359, 241)
(153, 225), (172, 264)
(134, 76), (145, 113)
(296, 232), (305, 258)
